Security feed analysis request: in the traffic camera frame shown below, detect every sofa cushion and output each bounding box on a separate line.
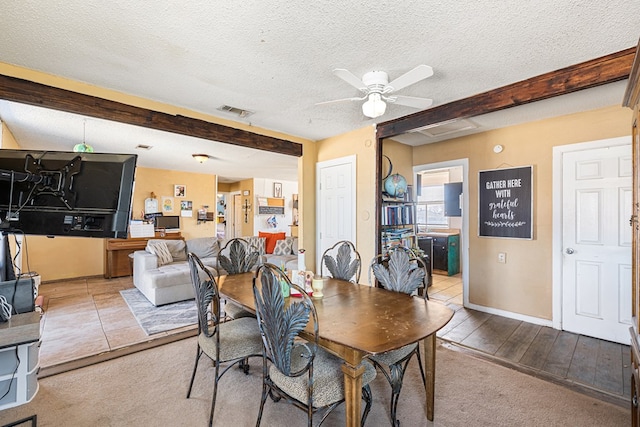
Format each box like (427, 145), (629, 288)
(146, 240), (173, 266)
(259, 231), (286, 254)
(165, 239), (187, 262)
(264, 254), (297, 271)
(273, 238), (292, 256)
(186, 237), (220, 259)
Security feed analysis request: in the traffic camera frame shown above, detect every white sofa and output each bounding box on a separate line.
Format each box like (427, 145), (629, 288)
(133, 235), (299, 306)
(133, 237), (219, 306)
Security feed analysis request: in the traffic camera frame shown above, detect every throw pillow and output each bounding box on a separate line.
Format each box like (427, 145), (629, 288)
(259, 231), (286, 254)
(243, 236), (266, 256)
(146, 240), (173, 266)
(273, 239), (293, 256)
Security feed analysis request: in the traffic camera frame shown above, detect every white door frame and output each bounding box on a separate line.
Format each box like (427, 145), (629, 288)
(552, 136), (632, 330)
(316, 155), (357, 269)
(413, 158), (469, 306)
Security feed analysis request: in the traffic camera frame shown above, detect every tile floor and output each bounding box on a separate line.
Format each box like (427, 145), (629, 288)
(37, 276), (196, 373)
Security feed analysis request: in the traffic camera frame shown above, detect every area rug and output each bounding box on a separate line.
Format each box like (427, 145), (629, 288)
(119, 288), (198, 335)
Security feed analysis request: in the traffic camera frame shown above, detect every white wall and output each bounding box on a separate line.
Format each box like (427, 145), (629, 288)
(252, 178), (298, 235)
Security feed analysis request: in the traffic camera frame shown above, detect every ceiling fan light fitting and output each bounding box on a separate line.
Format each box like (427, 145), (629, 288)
(362, 93), (386, 118)
(192, 153), (211, 163)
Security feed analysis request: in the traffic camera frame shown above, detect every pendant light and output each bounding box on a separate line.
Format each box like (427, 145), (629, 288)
(73, 120), (94, 153)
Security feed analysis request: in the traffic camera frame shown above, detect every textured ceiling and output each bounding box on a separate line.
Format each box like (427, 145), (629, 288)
(0, 1), (639, 181)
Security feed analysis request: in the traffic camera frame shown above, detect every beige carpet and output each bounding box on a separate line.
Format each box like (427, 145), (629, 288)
(0, 338), (628, 426)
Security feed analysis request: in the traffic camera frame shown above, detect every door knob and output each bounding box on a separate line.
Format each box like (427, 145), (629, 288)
(566, 248), (575, 255)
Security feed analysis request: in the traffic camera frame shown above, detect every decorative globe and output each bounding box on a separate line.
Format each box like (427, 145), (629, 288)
(384, 173), (408, 198)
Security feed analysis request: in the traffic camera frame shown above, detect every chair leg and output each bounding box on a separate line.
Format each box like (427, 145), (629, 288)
(238, 357), (251, 374)
(387, 356), (414, 427)
(361, 384), (373, 427)
(256, 380), (269, 427)
(415, 347), (426, 387)
(209, 359), (221, 427)
(186, 346), (203, 398)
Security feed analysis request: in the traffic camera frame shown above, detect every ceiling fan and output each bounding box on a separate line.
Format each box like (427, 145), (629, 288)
(318, 65), (434, 119)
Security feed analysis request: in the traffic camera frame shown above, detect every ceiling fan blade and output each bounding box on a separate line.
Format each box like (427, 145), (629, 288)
(386, 65), (434, 92)
(332, 69), (368, 91)
(316, 96), (366, 106)
(386, 95), (433, 109)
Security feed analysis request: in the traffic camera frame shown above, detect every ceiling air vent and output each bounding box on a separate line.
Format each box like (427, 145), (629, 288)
(412, 118), (478, 137)
(217, 105), (254, 118)
(135, 144), (153, 150)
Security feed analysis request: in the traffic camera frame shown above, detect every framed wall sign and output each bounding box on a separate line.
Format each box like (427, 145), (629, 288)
(478, 165), (533, 239)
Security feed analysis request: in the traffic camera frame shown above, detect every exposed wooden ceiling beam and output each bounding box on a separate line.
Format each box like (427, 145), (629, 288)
(377, 47), (637, 139)
(0, 74), (303, 157)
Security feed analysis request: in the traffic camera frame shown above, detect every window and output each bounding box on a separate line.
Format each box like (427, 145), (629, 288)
(416, 178), (449, 231)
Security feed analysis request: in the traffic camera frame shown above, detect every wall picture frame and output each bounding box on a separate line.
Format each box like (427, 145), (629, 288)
(174, 185), (186, 198)
(162, 196), (174, 213)
(273, 182), (282, 198)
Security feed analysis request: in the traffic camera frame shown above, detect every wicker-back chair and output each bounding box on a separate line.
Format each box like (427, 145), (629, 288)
(368, 246), (429, 426)
(186, 252), (263, 427)
(253, 263), (376, 426)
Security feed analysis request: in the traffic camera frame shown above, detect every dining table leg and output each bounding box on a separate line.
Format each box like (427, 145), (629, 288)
(341, 362), (365, 427)
(423, 333), (436, 421)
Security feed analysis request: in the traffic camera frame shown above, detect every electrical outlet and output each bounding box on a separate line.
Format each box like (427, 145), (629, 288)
(498, 252), (506, 263)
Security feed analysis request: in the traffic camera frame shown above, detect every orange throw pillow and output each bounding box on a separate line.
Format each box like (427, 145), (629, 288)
(259, 231), (286, 254)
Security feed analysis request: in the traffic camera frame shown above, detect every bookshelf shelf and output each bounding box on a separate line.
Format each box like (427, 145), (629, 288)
(380, 186), (416, 253)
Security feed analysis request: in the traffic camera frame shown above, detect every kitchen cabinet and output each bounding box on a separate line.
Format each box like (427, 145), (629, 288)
(425, 232), (459, 276)
(444, 182), (463, 216)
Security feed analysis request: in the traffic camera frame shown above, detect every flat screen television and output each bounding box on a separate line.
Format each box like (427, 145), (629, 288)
(0, 149), (137, 238)
(155, 215), (180, 231)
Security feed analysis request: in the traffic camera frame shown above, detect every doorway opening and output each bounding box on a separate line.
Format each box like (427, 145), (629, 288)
(414, 159), (469, 306)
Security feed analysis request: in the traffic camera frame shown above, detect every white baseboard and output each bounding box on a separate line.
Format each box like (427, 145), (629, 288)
(465, 302), (553, 327)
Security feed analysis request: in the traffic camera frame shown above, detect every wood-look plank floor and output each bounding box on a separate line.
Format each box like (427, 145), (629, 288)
(436, 303), (631, 401)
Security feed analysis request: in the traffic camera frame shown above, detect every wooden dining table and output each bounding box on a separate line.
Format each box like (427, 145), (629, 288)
(217, 272), (454, 427)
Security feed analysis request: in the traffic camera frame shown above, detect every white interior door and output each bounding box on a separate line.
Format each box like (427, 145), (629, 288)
(316, 156), (356, 272)
(233, 194), (242, 238)
(562, 144), (632, 343)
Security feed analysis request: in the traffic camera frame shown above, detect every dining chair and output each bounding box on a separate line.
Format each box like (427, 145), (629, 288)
(217, 238), (260, 319)
(320, 240), (362, 283)
(368, 246), (429, 427)
(186, 252), (263, 427)
(252, 263), (376, 427)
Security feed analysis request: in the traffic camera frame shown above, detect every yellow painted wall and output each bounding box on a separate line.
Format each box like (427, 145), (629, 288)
(218, 182), (231, 192)
(21, 235), (105, 279)
(132, 167), (218, 239)
(410, 105), (632, 319)
(383, 139), (414, 186)
(298, 140), (317, 270)
(1, 121), (20, 148)
(316, 126), (377, 275)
